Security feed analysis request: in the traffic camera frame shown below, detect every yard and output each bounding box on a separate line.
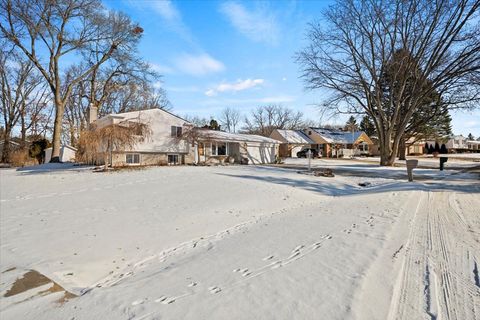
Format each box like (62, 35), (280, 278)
(1, 161), (479, 319)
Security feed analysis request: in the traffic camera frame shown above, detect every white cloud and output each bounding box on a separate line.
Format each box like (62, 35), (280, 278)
(151, 0), (180, 21)
(174, 53), (225, 76)
(125, 0), (194, 44)
(205, 79), (264, 96)
(220, 2), (279, 45)
(150, 63), (174, 74)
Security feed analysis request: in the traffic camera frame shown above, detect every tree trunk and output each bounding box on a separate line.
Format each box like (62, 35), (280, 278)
(50, 100), (65, 163)
(398, 136), (406, 160)
(379, 133), (397, 166)
(1, 126), (12, 163)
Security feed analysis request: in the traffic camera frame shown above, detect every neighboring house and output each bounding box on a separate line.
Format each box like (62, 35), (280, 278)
(405, 140), (426, 155)
(466, 140), (480, 151)
(45, 145), (77, 163)
(269, 129), (315, 158)
(93, 108), (195, 166)
(303, 127), (374, 157)
(429, 135), (480, 153)
(444, 135), (468, 152)
(196, 129), (281, 164)
(0, 140), (22, 156)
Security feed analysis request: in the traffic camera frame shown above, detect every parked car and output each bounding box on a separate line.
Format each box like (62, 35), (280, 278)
(296, 148), (319, 158)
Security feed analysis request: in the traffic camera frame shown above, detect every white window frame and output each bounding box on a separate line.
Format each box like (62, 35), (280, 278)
(171, 126), (182, 137)
(126, 153), (140, 164)
(210, 142), (228, 156)
(167, 154), (180, 165)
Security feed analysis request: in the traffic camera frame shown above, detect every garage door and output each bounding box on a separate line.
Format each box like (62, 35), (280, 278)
(245, 144), (276, 164)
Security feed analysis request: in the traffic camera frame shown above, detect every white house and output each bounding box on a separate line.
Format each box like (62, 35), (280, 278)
(93, 108), (195, 166)
(196, 129), (281, 164)
(92, 107), (281, 166)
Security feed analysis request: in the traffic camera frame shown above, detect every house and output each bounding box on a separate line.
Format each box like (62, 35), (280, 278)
(196, 129), (281, 164)
(91, 107), (281, 166)
(269, 129), (315, 158)
(303, 127), (374, 157)
(92, 107), (195, 166)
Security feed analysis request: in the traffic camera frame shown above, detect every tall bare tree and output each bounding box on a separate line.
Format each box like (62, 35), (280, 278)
(219, 107), (241, 133)
(297, 0), (480, 165)
(0, 0), (143, 162)
(0, 47), (47, 162)
(243, 105), (305, 136)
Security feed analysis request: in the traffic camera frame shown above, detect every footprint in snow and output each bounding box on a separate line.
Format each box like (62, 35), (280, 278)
(209, 286), (221, 294)
(131, 300), (145, 306)
(292, 245), (304, 252)
(262, 255), (274, 261)
(188, 282), (197, 287)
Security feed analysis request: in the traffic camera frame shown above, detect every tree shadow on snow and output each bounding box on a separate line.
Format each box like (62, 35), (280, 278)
(216, 168), (480, 197)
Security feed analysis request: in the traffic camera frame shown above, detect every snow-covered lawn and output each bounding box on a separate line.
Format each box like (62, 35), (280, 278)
(1, 163), (479, 319)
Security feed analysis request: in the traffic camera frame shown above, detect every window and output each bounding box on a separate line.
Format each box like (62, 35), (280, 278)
(168, 154), (179, 165)
(211, 142), (227, 156)
(126, 153), (140, 164)
(171, 126), (182, 137)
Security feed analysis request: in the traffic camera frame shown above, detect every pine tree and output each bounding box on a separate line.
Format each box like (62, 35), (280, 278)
(344, 116), (358, 131)
(440, 144), (448, 154)
(434, 142), (440, 153)
(468, 133), (474, 140)
(360, 115), (376, 136)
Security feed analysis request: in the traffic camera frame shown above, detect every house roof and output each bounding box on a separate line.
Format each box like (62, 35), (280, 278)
(272, 129), (315, 144)
(98, 108), (191, 125)
(198, 129), (281, 144)
(310, 127), (367, 144)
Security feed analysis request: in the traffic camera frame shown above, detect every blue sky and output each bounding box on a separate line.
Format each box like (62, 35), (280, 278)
(104, 0), (480, 137)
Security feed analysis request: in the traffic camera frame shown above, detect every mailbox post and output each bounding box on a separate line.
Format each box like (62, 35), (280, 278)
(307, 149), (312, 172)
(406, 159), (418, 182)
(439, 157), (448, 171)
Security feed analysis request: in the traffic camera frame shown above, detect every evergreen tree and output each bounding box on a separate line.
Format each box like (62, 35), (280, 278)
(424, 142), (429, 154)
(468, 133), (475, 140)
(344, 116), (358, 131)
(360, 115), (376, 136)
(428, 144), (435, 154)
(440, 144), (448, 154)
(434, 142), (440, 153)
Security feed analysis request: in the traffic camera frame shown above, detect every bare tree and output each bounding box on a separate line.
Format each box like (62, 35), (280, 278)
(0, 47), (47, 162)
(243, 105), (305, 136)
(76, 117), (151, 170)
(297, 0), (480, 165)
(183, 115), (210, 128)
(219, 107), (241, 133)
(0, 0), (144, 162)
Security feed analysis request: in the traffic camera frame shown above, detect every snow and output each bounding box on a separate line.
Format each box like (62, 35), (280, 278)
(1, 161), (479, 319)
(273, 129), (315, 144)
(198, 129), (281, 144)
(310, 127), (364, 144)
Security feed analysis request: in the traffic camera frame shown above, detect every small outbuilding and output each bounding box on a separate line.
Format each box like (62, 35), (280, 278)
(269, 129), (315, 158)
(45, 145), (77, 163)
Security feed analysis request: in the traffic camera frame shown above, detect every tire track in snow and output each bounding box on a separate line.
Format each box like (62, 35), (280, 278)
(388, 191), (480, 320)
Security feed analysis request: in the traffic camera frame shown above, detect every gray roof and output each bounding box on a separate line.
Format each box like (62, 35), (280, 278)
(310, 128), (365, 144)
(273, 129), (315, 144)
(198, 129), (281, 144)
